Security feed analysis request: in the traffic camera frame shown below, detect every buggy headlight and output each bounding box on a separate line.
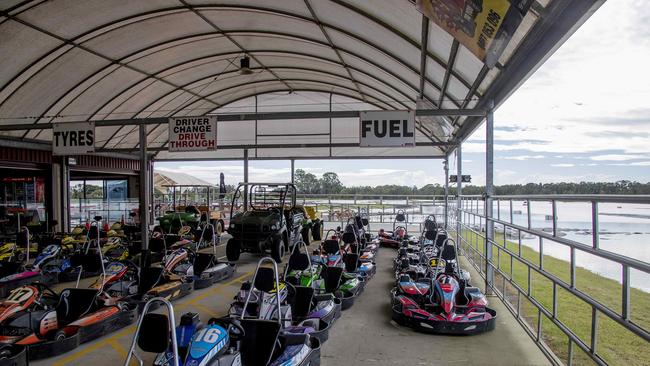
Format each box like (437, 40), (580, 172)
(230, 223), (235, 229)
(271, 224), (277, 230)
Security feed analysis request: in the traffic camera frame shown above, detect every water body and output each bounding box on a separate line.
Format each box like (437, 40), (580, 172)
(320, 199), (650, 291)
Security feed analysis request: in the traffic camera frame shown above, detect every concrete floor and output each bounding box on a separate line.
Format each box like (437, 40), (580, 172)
(34, 241), (549, 366)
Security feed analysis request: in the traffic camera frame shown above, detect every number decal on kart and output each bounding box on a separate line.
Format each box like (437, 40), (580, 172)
(195, 327), (222, 343)
(7, 287), (34, 302)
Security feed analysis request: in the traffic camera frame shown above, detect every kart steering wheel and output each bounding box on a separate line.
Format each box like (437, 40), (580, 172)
(208, 317), (245, 338)
(31, 282), (59, 307)
(267, 207), (282, 215)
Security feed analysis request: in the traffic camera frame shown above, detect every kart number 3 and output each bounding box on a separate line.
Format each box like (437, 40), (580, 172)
(195, 328), (221, 343)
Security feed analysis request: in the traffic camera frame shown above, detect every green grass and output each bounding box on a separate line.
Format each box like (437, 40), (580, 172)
(458, 230), (650, 366)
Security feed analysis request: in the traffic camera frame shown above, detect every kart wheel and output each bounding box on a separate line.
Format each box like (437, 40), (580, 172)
(271, 237), (284, 263)
(226, 239), (241, 262)
(215, 220), (224, 235)
(16, 253), (25, 262)
(54, 330), (67, 341)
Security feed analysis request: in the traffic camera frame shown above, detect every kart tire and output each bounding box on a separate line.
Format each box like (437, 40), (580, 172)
(312, 220), (322, 241)
(271, 237), (285, 264)
(215, 220), (224, 235)
(54, 330), (67, 341)
(226, 239), (241, 262)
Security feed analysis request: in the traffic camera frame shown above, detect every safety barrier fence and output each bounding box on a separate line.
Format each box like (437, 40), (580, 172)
(453, 195), (650, 366)
(296, 193), (447, 233)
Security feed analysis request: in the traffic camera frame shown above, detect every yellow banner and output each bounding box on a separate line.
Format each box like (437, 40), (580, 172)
(417, 0), (531, 67)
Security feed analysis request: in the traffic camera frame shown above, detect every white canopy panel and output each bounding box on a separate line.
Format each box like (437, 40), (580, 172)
(0, 0), (604, 160)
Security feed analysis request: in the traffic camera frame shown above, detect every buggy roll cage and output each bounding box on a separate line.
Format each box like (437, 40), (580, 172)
(229, 182), (298, 224)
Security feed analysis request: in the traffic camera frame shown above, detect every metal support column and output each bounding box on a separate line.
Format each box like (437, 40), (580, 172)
(148, 160), (154, 225)
(456, 145), (462, 247)
(443, 156), (449, 229)
(61, 157), (70, 231)
(485, 101), (495, 293)
(243, 149), (249, 210)
(138, 124), (150, 268)
(291, 159), (295, 183)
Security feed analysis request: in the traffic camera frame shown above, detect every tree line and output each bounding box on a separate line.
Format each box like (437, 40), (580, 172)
(294, 170), (650, 196)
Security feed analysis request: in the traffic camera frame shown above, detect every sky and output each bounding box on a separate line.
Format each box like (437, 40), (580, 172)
(157, 0), (650, 188)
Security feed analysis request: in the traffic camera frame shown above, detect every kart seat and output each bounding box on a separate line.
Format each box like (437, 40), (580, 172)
(322, 240), (340, 255)
(137, 313), (170, 353)
(424, 218), (436, 232)
(354, 216), (363, 229)
(435, 232), (448, 247)
(424, 230), (437, 241)
(322, 267), (343, 293)
(193, 253), (215, 275)
(138, 267), (164, 294)
(201, 225), (214, 242)
(254, 267), (276, 293)
(291, 286), (315, 318)
(0, 261), (22, 277)
(16, 229), (29, 247)
(240, 319), (281, 366)
(288, 251), (310, 272)
(395, 212), (406, 222)
(149, 237), (165, 253)
(441, 245), (457, 261)
(56, 288), (99, 324)
(341, 232), (356, 245)
(70, 253), (103, 273)
(343, 253), (359, 273)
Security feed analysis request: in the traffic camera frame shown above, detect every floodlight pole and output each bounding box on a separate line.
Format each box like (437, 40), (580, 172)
(290, 159), (295, 183)
(138, 124), (149, 265)
(443, 156), (449, 229)
(485, 101), (495, 294)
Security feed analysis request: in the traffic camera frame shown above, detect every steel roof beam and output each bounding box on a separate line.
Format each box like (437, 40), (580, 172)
(419, 15), (429, 99)
(0, 107), (486, 131)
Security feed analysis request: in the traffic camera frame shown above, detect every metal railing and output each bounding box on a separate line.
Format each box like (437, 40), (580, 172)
(296, 194), (447, 232)
(453, 194), (650, 366)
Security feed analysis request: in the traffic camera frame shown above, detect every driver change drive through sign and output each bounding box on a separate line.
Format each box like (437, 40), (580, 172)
(52, 122), (95, 155)
(169, 116), (217, 152)
(359, 110), (415, 147)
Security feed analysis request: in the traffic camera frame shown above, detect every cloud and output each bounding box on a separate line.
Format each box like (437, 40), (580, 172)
(590, 154), (649, 161)
(550, 163), (575, 168)
(502, 155), (545, 161)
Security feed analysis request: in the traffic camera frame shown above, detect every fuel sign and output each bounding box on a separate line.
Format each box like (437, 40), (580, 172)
(359, 111), (415, 147)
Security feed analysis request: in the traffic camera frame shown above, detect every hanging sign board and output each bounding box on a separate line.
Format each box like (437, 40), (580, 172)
(52, 122), (95, 156)
(359, 111), (416, 147)
(416, 0), (534, 68)
(168, 116), (217, 152)
(450, 175), (472, 183)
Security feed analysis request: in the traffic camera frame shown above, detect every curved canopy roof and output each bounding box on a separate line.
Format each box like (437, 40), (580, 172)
(0, 0), (603, 160)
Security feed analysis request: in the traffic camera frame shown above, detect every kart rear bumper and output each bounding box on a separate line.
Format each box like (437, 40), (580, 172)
(391, 306), (497, 335)
(194, 263), (236, 289)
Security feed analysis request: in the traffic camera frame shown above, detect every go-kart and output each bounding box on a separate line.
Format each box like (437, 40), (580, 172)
(162, 244), (236, 289)
(310, 236), (364, 310)
(391, 238), (496, 335)
(0, 279), (138, 360)
(229, 257), (332, 344)
(377, 209), (409, 248)
(126, 297), (321, 366)
(102, 236), (129, 262)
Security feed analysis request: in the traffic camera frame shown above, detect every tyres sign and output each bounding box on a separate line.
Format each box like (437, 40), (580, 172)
(52, 122), (95, 155)
(359, 111), (416, 147)
(168, 116), (217, 152)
